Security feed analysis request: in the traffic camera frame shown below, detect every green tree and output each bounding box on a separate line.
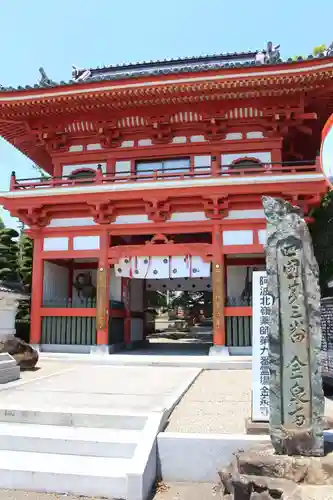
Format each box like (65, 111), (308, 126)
(292, 44), (327, 61)
(16, 227), (33, 326)
(313, 44), (327, 56)
(310, 191), (333, 294)
(0, 224), (19, 281)
(19, 234), (33, 289)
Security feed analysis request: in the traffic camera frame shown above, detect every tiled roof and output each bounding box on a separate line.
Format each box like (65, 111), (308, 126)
(0, 50), (331, 93)
(0, 281), (28, 296)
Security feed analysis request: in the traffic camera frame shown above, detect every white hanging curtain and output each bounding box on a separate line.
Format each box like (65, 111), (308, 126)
(114, 255), (211, 279)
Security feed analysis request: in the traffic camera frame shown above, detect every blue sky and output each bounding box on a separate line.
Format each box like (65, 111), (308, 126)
(1, 0), (333, 229)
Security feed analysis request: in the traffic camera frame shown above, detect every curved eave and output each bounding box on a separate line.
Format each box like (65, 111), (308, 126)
(1, 57), (333, 114)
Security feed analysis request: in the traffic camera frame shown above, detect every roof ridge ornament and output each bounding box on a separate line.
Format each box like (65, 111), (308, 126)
(72, 65), (91, 82)
(255, 41), (281, 64)
(38, 67), (56, 87)
(324, 42), (333, 57)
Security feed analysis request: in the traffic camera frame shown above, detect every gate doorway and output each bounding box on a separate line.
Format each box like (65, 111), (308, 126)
(109, 234), (213, 355)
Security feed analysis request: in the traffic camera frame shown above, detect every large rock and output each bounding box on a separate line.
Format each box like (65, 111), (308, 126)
(0, 336), (38, 369)
(218, 467), (301, 499)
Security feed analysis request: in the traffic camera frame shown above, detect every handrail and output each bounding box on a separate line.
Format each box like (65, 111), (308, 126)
(9, 160), (320, 191)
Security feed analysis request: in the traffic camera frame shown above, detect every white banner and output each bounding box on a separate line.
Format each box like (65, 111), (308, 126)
(252, 271), (272, 422)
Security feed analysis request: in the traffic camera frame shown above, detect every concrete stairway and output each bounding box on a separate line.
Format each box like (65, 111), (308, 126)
(0, 406), (161, 500)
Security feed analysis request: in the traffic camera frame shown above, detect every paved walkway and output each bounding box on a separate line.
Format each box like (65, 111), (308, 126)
(0, 362), (200, 414)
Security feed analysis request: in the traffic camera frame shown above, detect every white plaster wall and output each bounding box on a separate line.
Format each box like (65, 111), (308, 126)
(62, 162), (106, 176)
(225, 210), (264, 220)
(258, 229), (267, 245)
(130, 279), (144, 312)
(190, 135), (206, 142)
(110, 267), (122, 301)
(86, 143), (102, 150)
(73, 236), (100, 250)
(69, 145), (83, 152)
(223, 230), (253, 246)
(138, 139), (152, 146)
(130, 317), (144, 342)
(167, 212), (208, 222)
(225, 132), (242, 140)
(113, 214), (151, 224)
(43, 262), (69, 303)
(48, 217), (97, 227)
(43, 237), (69, 251)
(246, 131), (264, 139)
(221, 152), (271, 166)
(121, 140), (135, 148)
(172, 136), (187, 144)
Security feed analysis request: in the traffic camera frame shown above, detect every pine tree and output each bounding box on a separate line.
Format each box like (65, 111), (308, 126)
(16, 226), (33, 326)
(0, 224), (19, 282)
(19, 234), (33, 290)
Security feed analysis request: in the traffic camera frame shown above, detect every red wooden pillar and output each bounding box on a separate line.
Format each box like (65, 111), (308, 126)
(122, 278), (131, 344)
(30, 237), (44, 345)
(96, 232), (110, 346)
(271, 148), (282, 165)
(212, 225), (226, 347)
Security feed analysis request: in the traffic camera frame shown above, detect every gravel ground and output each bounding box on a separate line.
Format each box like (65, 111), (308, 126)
(165, 370), (333, 434)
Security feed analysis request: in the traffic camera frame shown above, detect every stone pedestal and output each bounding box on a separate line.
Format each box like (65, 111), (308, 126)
(0, 352), (20, 384)
(219, 443), (333, 499)
(209, 345), (230, 356)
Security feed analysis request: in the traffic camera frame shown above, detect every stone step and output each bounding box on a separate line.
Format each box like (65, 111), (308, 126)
(0, 449), (128, 498)
(0, 365), (20, 384)
(0, 422), (139, 458)
(0, 407), (148, 430)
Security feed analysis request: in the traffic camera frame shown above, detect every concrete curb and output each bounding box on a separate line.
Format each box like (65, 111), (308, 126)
(127, 412), (164, 500)
(39, 352), (252, 369)
(157, 430), (333, 483)
(157, 432), (270, 482)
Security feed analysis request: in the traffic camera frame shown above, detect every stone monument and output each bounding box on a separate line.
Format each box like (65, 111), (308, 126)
(263, 196), (324, 457)
(218, 198), (331, 499)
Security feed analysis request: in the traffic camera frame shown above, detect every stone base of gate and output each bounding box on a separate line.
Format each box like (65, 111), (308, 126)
(209, 345), (230, 357)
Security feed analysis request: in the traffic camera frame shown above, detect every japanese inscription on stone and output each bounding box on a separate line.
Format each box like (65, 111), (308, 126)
(263, 196), (324, 457)
(252, 270), (272, 421)
(278, 241), (311, 430)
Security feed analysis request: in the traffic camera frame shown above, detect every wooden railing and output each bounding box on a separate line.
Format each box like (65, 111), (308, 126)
(40, 298), (125, 345)
(226, 315), (252, 347)
(9, 160), (320, 191)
